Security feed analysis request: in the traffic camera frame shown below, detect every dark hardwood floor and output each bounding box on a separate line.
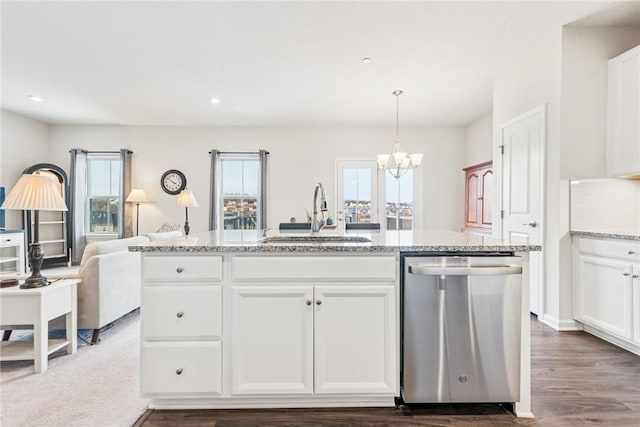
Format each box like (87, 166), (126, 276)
(135, 317), (640, 426)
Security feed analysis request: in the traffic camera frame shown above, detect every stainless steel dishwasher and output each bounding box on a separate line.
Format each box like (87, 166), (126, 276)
(402, 255), (522, 404)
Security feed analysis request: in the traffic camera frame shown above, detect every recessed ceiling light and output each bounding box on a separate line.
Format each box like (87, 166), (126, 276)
(28, 94), (43, 102)
(210, 97), (220, 105)
(361, 57), (372, 64)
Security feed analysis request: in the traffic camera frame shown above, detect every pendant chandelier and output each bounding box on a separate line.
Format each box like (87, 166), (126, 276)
(376, 90), (423, 179)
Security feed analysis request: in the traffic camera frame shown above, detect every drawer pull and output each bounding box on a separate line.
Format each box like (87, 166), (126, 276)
(176, 312), (184, 318)
(176, 267), (184, 273)
(623, 272), (631, 277)
(305, 300), (312, 306)
(629, 250), (637, 255)
(176, 368), (183, 375)
(633, 275), (639, 279)
(315, 300), (322, 306)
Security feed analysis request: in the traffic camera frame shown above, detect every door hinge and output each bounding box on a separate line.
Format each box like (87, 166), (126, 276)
(499, 145), (505, 155)
(501, 210), (504, 219)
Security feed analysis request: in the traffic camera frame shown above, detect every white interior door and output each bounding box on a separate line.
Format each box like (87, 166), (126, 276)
(500, 106), (544, 315)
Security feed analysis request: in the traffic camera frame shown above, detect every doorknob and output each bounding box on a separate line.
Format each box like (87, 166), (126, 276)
(522, 221), (538, 228)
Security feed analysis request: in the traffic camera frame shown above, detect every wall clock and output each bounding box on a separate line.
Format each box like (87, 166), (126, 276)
(160, 169), (187, 195)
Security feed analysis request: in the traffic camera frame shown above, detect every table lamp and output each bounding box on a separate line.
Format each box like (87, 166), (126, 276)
(126, 188), (148, 236)
(177, 189), (198, 236)
(1, 172), (68, 288)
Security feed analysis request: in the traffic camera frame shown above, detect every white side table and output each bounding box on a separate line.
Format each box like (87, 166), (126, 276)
(0, 279), (79, 373)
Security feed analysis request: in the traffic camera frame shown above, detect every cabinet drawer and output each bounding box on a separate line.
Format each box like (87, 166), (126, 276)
(0, 233), (23, 247)
(142, 286), (222, 339)
(141, 341), (222, 395)
(143, 255), (223, 281)
(575, 237), (640, 262)
(232, 256), (397, 282)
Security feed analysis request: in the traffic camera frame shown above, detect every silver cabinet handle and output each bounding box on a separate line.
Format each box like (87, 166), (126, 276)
(176, 368), (183, 375)
(176, 267), (184, 273)
(629, 250), (637, 255)
(316, 300), (322, 305)
(305, 300), (312, 306)
(176, 312), (184, 318)
(410, 265), (523, 276)
(632, 275), (639, 279)
(522, 221), (538, 228)
(623, 272), (631, 277)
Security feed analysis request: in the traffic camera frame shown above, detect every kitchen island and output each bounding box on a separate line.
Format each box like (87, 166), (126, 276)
(130, 229), (540, 417)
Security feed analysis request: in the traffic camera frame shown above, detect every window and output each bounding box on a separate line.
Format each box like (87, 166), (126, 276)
(210, 150), (268, 231)
(385, 170), (414, 230)
(221, 155), (260, 230)
(337, 160), (420, 230)
(87, 154), (121, 234)
(337, 160), (377, 224)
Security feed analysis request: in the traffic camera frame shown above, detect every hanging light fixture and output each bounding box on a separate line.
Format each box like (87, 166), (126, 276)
(376, 90), (423, 179)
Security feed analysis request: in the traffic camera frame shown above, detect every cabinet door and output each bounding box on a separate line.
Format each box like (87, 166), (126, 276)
(463, 161), (492, 230)
(607, 46), (640, 177)
(314, 285), (396, 394)
(465, 171), (480, 227)
(480, 168), (493, 227)
(575, 254), (633, 340)
(231, 286), (313, 394)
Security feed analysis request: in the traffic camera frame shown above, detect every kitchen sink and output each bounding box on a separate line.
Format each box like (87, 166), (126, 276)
(260, 235), (372, 243)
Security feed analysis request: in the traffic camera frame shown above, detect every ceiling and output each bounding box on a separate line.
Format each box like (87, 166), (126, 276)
(1, 1), (636, 127)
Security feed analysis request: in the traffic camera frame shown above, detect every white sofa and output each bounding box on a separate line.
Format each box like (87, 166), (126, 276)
(3, 231), (182, 344)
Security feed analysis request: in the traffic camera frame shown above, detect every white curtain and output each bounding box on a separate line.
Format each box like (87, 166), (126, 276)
(69, 149), (88, 264)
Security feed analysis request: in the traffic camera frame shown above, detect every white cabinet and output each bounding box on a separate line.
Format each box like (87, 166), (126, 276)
(140, 255), (223, 397)
(0, 231), (26, 276)
(607, 45), (640, 177)
(141, 252), (399, 407)
(231, 255), (398, 398)
(231, 286), (314, 395)
(574, 236), (640, 353)
(231, 284), (396, 396)
(313, 286), (396, 394)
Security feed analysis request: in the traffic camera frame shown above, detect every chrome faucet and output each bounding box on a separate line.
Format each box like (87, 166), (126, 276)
(311, 182), (328, 233)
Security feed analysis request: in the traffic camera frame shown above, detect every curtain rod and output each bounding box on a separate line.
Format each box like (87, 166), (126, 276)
(69, 150), (133, 154)
(209, 150), (270, 155)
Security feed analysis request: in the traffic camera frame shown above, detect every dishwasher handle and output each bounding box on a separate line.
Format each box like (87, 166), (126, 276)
(409, 264), (522, 276)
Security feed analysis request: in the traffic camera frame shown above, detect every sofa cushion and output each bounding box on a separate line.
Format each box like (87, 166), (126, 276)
(80, 236), (150, 267)
(144, 230), (183, 241)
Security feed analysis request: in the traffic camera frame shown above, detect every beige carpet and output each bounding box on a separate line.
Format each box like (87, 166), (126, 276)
(0, 310), (148, 427)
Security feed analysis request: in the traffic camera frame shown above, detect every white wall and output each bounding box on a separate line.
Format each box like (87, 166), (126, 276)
(492, 27), (567, 328)
(0, 110), (50, 229)
(560, 26), (640, 179)
(47, 125), (467, 236)
(465, 112), (493, 167)
(492, 24), (640, 331)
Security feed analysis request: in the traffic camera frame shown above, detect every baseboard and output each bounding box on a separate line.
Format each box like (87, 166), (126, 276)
(583, 325), (640, 356)
(539, 314), (583, 331)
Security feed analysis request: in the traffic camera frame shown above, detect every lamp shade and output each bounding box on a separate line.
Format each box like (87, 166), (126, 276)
(1, 173), (67, 211)
(126, 188), (148, 203)
(177, 189), (199, 207)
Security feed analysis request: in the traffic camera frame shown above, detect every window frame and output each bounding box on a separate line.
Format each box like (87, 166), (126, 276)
(86, 153), (122, 235)
(335, 158), (423, 231)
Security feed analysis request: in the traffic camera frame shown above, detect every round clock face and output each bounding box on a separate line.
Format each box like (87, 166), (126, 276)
(160, 169), (187, 195)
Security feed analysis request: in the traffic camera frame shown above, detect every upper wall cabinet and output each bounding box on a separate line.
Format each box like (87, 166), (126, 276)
(607, 45), (640, 178)
(463, 161), (492, 233)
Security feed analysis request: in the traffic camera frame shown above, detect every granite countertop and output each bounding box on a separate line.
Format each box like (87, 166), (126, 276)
(130, 229), (542, 253)
(570, 230), (640, 241)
